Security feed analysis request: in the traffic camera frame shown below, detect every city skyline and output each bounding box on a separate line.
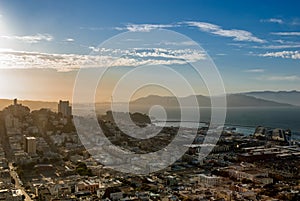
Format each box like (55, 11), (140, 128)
(0, 2), (300, 200)
(0, 0), (300, 101)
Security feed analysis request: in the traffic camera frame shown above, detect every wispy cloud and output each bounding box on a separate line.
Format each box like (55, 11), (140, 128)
(259, 51), (300, 59)
(64, 38), (75, 42)
(89, 46), (206, 62)
(115, 23), (177, 32)
(260, 18), (284, 24)
(253, 44), (300, 49)
(112, 22), (265, 43)
(227, 43), (248, 48)
(271, 32), (300, 36)
(185, 21), (265, 43)
(291, 18), (300, 26)
(158, 40), (198, 46)
(253, 39), (300, 49)
(0, 47), (206, 71)
(244, 68), (265, 73)
(0, 33), (53, 43)
(262, 75), (300, 81)
(216, 53), (227, 56)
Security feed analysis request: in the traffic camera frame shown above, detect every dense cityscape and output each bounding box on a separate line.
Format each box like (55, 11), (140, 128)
(1, 1), (300, 200)
(0, 99), (299, 201)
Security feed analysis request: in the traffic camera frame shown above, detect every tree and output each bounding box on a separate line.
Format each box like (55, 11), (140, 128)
(75, 162), (93, 176)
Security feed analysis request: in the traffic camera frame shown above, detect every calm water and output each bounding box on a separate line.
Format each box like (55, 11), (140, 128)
(152, 107), (300, 140)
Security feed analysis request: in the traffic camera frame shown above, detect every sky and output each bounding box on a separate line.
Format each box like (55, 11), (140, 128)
(0, 0), (300, 102)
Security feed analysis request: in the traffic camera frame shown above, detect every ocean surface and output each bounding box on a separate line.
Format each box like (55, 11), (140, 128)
(151, 107), (300, 140)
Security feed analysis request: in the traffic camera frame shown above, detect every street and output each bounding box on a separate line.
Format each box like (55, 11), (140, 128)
(9, 163), (33, 201)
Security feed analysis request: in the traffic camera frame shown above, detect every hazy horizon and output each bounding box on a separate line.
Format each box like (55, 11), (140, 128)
(1, 89), (300, 104)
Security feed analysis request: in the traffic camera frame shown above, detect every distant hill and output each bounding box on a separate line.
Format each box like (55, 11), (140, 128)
(100, 111), (151, 125)
(244, 90), (300, 106)
(227, 94), (292, 107)
(0, 99), (58, 111)
(131, 94), (292, 108)
(1, 92), (293, 113)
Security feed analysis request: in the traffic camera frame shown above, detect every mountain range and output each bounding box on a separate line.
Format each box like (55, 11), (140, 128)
(131, 94), (293, 108)
(0, 91), (298, 111)
(243, 90), (300, 106)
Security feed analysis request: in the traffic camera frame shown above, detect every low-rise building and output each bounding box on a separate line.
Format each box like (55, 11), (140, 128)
(198, 174), (222, 186)
(75, 180), (99, 194)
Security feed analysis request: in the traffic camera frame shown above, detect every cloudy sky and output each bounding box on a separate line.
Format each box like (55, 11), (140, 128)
(0, 0), (300, 101)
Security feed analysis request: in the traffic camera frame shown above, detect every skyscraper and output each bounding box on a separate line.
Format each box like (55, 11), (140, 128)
(58, 100), (72, 118)
(24, 136), (37, 155)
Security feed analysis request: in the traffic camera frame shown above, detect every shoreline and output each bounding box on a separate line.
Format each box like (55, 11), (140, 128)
(152, 120), (300, 141)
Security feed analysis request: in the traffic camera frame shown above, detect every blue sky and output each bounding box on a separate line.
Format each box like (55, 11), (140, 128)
(0, 0), (300, 101)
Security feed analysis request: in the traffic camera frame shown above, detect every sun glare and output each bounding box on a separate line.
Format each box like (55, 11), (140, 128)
(0, 73), (10, 98)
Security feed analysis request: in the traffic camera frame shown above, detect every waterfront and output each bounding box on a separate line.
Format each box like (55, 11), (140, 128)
(0, 99), (299, 200)
(151, 107), (300, 140)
